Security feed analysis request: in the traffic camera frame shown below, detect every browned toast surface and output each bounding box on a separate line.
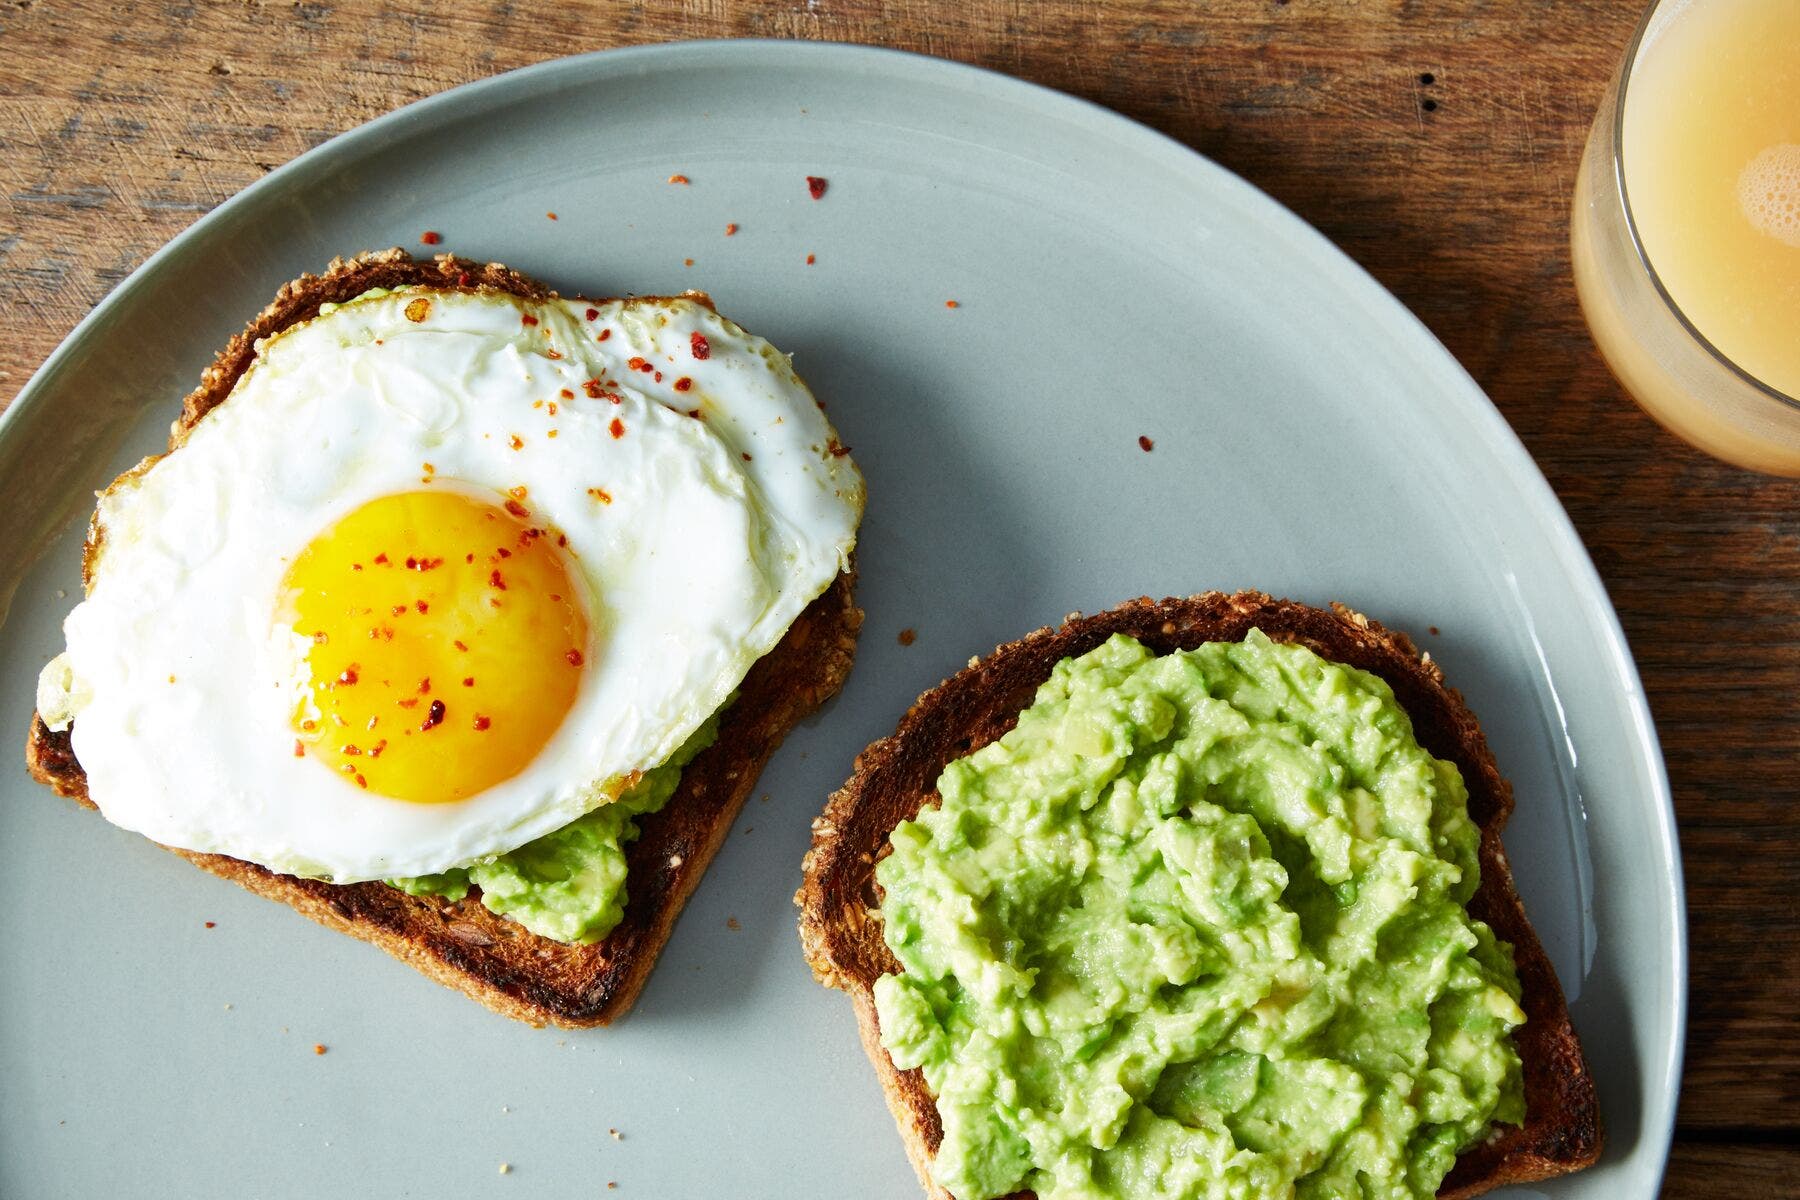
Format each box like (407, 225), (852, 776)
(27, 249), (862, 1027)
(797, 592), (1600, 1199)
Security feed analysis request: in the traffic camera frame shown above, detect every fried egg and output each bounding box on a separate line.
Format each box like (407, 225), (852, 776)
(40, 287), (862, 882)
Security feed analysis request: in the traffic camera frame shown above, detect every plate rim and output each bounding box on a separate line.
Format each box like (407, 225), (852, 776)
(0, 37), (1685, 1194)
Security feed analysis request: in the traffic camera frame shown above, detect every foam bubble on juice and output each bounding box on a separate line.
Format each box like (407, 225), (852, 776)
(1737, 143), (1800, 248)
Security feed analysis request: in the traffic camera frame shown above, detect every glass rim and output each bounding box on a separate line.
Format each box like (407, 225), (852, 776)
(1611, 0), (1800, 411)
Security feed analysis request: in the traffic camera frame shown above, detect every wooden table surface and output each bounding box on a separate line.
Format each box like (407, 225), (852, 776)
(1, 1), (1793, 1193)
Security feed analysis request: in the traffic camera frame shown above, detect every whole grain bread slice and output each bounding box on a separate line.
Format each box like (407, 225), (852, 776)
(796, 592), (1601, 1199)
(26, 248), (862, 1027)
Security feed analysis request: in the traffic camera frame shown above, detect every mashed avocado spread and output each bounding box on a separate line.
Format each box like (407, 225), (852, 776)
(390, 708), (723, 943)
(873, 632), (1525, 1200)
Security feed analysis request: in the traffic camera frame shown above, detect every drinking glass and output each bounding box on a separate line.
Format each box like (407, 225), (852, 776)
(1570, 0), (1800, 475)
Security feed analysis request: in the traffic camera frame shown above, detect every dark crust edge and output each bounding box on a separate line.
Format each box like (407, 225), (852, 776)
(28, 248), (860, 1028)
(795, 592), (1602, 1199)
(30, 572), (858, 1028)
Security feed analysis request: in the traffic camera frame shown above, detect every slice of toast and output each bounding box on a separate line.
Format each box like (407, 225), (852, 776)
(797, 592), (1601, 1199)
(26, 249), (862, 1027)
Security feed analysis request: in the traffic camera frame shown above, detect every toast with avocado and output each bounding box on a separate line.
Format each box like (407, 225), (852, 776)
(26, 248), (863, 1027)
(797, 592), (1600, 1199)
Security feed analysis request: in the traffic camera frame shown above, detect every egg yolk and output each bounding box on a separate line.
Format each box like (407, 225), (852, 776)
(277, 490), (589, 804)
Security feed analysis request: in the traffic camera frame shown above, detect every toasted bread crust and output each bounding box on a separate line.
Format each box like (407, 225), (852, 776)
(29, 249), (861, 1027)
(796, 593), (1601, 1199)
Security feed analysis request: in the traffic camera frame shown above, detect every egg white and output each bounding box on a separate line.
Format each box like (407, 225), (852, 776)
(48, 288), (862, 882)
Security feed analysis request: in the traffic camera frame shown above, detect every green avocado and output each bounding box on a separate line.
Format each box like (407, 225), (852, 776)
(389, 706), (724, 944)
(873, 631), (1525, 1200)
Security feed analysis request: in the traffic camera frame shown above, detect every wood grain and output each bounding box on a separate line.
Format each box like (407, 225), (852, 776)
(3, 0), (1796, 1191)
(1664, 1142), (1800, 1195)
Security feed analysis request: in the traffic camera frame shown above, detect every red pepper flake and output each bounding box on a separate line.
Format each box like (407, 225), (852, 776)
(521, 313), (539, 327)
(898, 628), (917, 646)
(354, 774), (368, 789)
(509, 485), (528, 500)
(546, 348), (562, 360)
(588, 487), (613, 504)
(420, 699), (446, 731)
(1138, 435), (1154, 452)
(806, 175), (828, 200)
(418, 677), (432, 695)
(585, 307), (599, 321)
(496, 546), (513, 558)
(826, 437), (852, 458)
(390, 604), (407, 617)
(686, 408), (702, 420)
(945, 299), (959, 309)
(456, 271), (471, 287)
(369, 739), (387, 758)
(338, 667), (360, 686)
(473, 715), (492, 732)
(373, 552), (389, 565)
(668, 174), (690, 185)
(420, 230), (442, 245)
(489, 568), (507, 591)
(405, 556), (444, 571)
(609, 417), (625, 439)
(416, 600), (429, 614)
(205, 921), (217, 929)
(462, 677), (475, 687)
(597, 328), (612, 342)
(453, 639), (469, 652)
(741, 451), (752, 462)
(421, 463), (435, 476)
(806, 253), (816, 265)
(725, 222), (738, 236)
(566, 649), (585, 667)
(505, 498), (529, 519)
(398, 697), (419, 709)
(653, 370), (663, 382)
(627, 356), (652, 373)
(674, 376), (694, 392)
(546, 211), (558, 220)
(343, 744), (362, 757)
(293, 740), (305, 758)
(314, 1044), (327, 1055)
(351, 563), (364, 572)
(558, 388), (573, 400)
(690, 332), (710, 360)
(582, 379), (604, 398)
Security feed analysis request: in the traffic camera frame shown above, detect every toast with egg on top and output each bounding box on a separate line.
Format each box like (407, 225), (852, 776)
(796, 592), (1601, 1199)
(27, 248), (863, 1027)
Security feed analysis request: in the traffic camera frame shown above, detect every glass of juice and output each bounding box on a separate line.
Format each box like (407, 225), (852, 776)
(1571, 0), (1800, 474)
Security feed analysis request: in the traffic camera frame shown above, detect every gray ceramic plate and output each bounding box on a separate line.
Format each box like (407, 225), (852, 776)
(0, 40), (1680, 1199)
